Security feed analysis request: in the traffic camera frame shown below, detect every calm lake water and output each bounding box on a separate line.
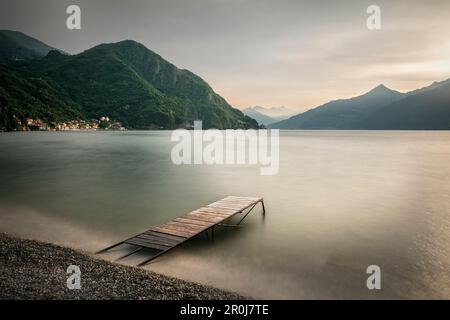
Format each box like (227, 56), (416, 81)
(0, 131), (449, 299)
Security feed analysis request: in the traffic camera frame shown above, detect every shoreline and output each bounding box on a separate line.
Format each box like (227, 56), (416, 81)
(0, 233), (245, 300)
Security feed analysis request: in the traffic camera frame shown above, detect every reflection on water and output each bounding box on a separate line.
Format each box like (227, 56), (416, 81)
(0, 131), (449, 299)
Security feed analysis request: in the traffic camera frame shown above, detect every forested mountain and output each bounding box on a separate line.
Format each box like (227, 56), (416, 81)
(0, 31), (258, 131)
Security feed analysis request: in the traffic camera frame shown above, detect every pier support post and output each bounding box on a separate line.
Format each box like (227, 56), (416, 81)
(116, 246), (143, 261)
(237, 201), (259, 225)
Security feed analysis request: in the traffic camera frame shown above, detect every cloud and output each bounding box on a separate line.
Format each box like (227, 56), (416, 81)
(1, 0), (449, 111)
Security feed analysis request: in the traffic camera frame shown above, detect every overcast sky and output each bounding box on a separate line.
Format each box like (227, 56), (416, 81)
(1, 0), (449, 112)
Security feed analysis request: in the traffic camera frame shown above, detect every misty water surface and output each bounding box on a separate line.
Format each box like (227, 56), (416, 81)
(0, 131), (449, 299)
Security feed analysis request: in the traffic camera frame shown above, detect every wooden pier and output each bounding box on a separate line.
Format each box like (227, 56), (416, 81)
(97, 196), (265, 266)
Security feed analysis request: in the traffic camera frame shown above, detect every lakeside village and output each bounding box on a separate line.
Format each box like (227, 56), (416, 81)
(13, 116), (126, 131)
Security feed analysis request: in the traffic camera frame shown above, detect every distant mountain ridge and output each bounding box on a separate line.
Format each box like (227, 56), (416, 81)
(243, 106), (294, 125)
(405, 78), (450, 96)
(356, 81), (450, 130)
(269, 81), (450, 130)
(242, 108), (277, 125)
(0, 31), (258, 131)
(251, 106), (294, 119)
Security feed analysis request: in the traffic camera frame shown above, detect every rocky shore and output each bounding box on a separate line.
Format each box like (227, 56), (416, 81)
(0, 233), (244, 300)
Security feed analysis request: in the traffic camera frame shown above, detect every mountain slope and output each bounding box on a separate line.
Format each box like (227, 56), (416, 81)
(354, 81), (450, 130)
(0, 30), (60, 61)
(269, 85), (405, 129)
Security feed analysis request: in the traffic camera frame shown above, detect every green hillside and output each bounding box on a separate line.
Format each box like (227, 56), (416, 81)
(0, 64), (83, 131)
(0, 32), (258, 130)
(0, 30), (60, 61)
